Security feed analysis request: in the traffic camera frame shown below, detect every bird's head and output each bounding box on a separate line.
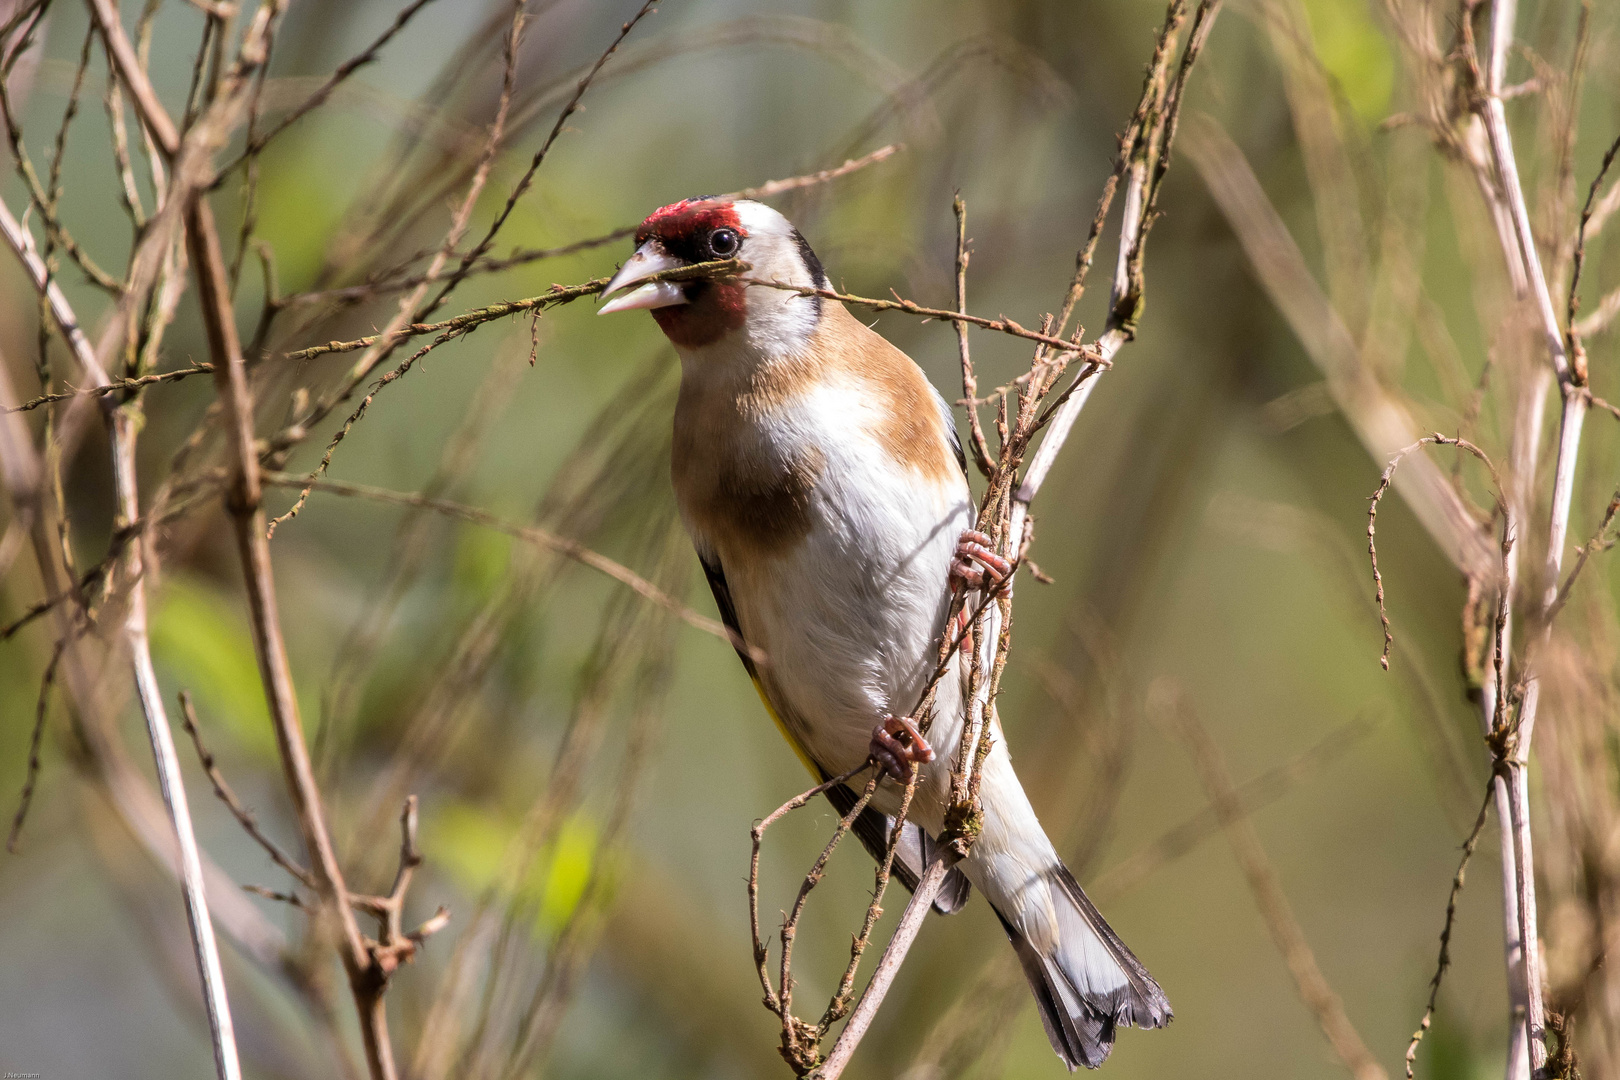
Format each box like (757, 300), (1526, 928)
(598, 198), (829, 352)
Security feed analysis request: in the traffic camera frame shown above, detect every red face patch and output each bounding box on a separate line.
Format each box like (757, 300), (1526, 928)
(636, 199), (749, 348)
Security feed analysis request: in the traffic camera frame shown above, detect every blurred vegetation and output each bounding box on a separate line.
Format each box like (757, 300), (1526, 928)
(0, 0), (1617, 1077)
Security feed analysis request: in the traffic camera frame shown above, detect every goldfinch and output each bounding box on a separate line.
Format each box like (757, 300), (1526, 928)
(599, 197), (1169, 1069)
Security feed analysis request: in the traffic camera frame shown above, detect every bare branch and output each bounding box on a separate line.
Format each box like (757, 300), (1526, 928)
(4, 364), (214, 413)
(284, 144), (904, 308)
(0, 153), (243, 1079)
(258, 470), (757, 659)
(952, 196), (993, 476)
(742, 276), (1103, 357)
(189, 191), (397, 1079)
(1406, 786), (1494, 1079)
(217, 0), (440, 177)
(1154, 683), (1387, 1080)
(1368, 435), (1505, 670)
(6, 633), (66, 852)
(179, 692), (316, 890)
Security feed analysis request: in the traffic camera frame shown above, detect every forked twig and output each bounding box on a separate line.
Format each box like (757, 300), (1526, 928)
(179, 692), (315, 890)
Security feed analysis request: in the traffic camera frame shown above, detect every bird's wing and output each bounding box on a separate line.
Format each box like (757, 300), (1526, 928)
(823, 781), (972, 915)
(930, 381), (968, 479)
(698, 549), (821, 778)
(698, 549), (971, 914)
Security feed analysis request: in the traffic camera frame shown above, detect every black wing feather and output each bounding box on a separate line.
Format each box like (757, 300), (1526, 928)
(699, 551), (758, 679)
(823, 780), (971, 916)
(931, 383), (968, 479)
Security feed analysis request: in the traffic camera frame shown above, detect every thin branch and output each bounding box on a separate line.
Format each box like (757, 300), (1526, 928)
(822, 773), (919, 1031)
(258, 470), (757, 659)
(115, 402), (244, 1080)
(1547, 485), (1620, 623)
(190, 191), (398, 1080)
(6, 632), (66, 852)
(778, 772), (879, 1065)
(1566, 133), (1619, 373)
(179, 692), (316, 890)
(4, 364), (214, 413)
(951, 196), (993, 476)
(733, 142), (903, 200)
(216, 0), (440, 178)
(0, 155), (243, 1078)
(1406, 785), (1494, 1079)
(1367, 435), (1505, 670)
(289, 260), (1101, 368)
(282, 262), (734, 361)
(1155, 684), (1386, 1080)
(104, 47), (146, 231)
(811, 849), (959, 1080)
(283, 144), (903, 308)
(742, 277), (1102, 357)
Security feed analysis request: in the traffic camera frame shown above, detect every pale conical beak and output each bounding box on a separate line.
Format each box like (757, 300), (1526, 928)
(598, 241), (690, 315)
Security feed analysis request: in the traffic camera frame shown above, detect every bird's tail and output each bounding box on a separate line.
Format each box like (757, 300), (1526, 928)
(966, 751), (1170, 1069)
(990, 861), (1171, 1069)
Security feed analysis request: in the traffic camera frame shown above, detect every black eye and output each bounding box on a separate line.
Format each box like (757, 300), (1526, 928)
(708, 228), (739, 257)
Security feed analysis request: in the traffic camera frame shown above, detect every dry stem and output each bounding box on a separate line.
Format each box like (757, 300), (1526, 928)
(1155, 684), (1386, 1080)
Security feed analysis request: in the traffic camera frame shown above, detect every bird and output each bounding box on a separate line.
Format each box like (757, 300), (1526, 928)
(598, 196), (1169, 1069)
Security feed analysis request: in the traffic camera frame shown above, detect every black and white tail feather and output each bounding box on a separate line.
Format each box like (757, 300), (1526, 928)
(996, 864), (1171, 1069)
(833, 774), (1169, 1069)
(831, 773), (1168, 1068)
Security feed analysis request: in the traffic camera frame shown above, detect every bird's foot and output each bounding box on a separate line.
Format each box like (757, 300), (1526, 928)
(869, 714), (934, 782)
(950, 529), (1011, 592)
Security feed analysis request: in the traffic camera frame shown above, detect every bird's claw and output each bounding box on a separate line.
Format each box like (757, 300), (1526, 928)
(869, 714), (934, 782)
(950, 529), (1011, 592)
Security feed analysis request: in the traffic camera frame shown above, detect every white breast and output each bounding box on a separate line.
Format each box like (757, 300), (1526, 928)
(716, 374), (974, 774)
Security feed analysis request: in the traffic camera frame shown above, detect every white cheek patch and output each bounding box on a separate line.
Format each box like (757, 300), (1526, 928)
(729, 201), (826, 358)
(743, 288), (821, 359)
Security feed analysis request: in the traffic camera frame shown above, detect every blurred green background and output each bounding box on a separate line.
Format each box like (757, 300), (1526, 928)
(2, 0), (1617, 1077)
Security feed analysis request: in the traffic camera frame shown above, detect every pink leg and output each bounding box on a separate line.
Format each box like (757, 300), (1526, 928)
(950, 529), (1012, 592)
(949, 530), (1011, 656)
(951, 606), (975, 657)
(869, 714), (935, 782)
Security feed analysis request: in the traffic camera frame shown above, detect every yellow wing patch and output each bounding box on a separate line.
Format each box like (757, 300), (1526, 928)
(750, 675), (823, 781)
